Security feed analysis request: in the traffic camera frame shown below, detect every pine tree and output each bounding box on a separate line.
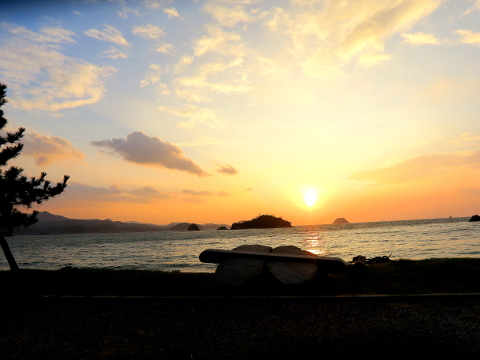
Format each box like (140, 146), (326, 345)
(0, 83), (69, 271)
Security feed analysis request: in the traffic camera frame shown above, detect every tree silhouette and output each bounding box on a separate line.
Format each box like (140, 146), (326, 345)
(0, 83), (69, 271)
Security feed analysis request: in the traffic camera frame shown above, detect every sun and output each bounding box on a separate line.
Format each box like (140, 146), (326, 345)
(303, 189), (318, 207)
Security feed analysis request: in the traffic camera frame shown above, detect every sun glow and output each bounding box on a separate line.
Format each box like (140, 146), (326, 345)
(303, 189), (318, 207)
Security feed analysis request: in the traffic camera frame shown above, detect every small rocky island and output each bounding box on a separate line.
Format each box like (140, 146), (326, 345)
(231, 215), (292, 230)
(469, 215), (480, 222)
(333, 218), (349, 224)
(187, 223), (200, 231)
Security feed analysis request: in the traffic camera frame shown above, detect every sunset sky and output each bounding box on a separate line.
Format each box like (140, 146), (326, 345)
(2, 0), (480, 226)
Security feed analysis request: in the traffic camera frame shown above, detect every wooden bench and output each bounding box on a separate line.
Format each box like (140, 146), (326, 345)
(199, 249), (347, 273)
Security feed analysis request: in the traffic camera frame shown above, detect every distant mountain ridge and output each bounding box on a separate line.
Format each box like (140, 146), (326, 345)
(13, 212), (229, 235)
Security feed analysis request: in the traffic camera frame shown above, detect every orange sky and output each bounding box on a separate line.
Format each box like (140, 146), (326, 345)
(2, 0), (480, 226)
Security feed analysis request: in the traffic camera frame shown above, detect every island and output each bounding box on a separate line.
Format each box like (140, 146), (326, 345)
(230, 214), (292, 230)
(187, 223), (200, 231)
(469, 215), (480, 222)
(333, 218), (349, 224)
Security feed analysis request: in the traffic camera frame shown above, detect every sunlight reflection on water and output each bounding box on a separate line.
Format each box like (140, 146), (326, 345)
(2, 217), (479, 272)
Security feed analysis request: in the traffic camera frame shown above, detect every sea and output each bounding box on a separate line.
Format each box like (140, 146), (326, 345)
(1, 217), (480, 272)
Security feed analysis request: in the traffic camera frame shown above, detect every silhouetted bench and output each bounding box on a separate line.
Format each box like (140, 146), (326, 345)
(199, 249), (347, 273)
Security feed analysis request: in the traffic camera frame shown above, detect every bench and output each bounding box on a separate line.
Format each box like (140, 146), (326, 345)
(199, 249), (347, 274)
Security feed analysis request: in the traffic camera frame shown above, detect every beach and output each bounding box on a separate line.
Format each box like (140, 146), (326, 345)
(2, 259), (480, 359)
(2, 296), (480, 359)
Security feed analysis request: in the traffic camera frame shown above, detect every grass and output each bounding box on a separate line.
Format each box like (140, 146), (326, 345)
(2, 258), (480, 297)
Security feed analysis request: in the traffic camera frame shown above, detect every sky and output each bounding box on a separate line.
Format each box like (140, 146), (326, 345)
(1, 0), (480, 226)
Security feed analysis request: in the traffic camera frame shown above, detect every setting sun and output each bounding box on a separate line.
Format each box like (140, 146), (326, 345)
(303, 189), (318, 207)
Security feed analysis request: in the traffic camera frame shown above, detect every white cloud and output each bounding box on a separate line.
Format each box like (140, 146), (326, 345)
(140, 64), (162, 87)
(132, 24), (165, 39)
(91, 131), (210, 177)
(455, 29), (480, 45)
(0, 35), (115, 111)
(203, 1), (254, 27)
(84, 25), (130, 47)
(9, 26), (76, 44)
(193, 24), (244, 56)
(401, 32), (440, 45)
(164, 7), (180, 19)
(100, 45), (128, 59)
(117, 7), (140, 19)
(150, 42), (174, 55)
(265, 0), (442, 77)
(22, 131), (84, 166)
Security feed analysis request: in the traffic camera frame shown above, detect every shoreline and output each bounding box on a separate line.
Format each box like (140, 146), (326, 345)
(2, 258), (480, 297)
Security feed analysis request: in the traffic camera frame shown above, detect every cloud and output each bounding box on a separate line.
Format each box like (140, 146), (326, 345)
(150, 42), (174, 54)
(84, 25), (130, 47)
(219, 190), (232, 197)
(193, 24), (244, 56)
(216, 163), (238, 175)
(100, 46), (128, 59)
(9, 26), (76, 43)
(401, 32), (440, 45)
(349, 150), (480, 185)
(64, 183), (170, 203)
(132, 24), (165, 39)
(90, 131), (210, 177)
(158, 104), (218, 127)
(455, 29), (480, 45)
(117, 7), (140, 19)
(203, 1), (254, 27)
(459, 188), (480, 196)
(449, 133), (480, 146)
(21, 131), (84, 166)
(164, 7), (180, 19)
(181, 189), (214, 203)
(182, 189), (214, 196)
(266, 0), (441, 77)
(144, 0), (162, 9)
(0, 33), (115, 111)
(140, 64), (162, 87)
(130, 186), (171, 200)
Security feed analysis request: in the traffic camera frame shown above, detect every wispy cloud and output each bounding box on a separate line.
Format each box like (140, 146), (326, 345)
(455, 29), (480, 45)
(401, 32), (440, 45)
(90, 131), (210, 177)
(0, 29), (115, 111)
(84, 25), (130, 47)
(132, 24), (165, 39)
(64, 183), (171, 203)
(9, 26), (76, 43)
(349, 150), (480, 185)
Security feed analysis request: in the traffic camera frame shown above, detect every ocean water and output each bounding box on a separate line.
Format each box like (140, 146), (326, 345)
(1, 217), (480, 272)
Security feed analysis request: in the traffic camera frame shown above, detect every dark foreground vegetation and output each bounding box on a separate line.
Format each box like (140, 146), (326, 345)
(2, 259), (480, 359)
(2, 258), (480, 296)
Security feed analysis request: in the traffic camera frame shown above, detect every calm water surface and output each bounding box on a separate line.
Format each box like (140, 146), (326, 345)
(2, 217), (479, 272)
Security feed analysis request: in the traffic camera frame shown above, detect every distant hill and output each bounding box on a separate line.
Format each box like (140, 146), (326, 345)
(13, 212), (228, 235)
(231, 214), (292, 230)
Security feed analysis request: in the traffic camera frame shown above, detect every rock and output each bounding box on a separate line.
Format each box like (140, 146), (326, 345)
(264, 245), (319, 285)
(187, 223), (200, 231)
(217, 226), (228, 230)
(352, 255), (366, 265)
(214, 244), (273, 286)
(333, 218), (349, 224)
(468, 215), (480, 222)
